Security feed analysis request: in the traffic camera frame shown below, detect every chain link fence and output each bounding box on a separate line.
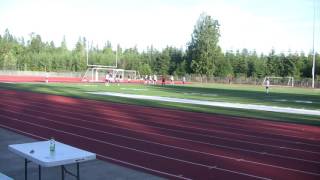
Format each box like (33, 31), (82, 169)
(1, 70), (319, 88)
(179, 74), (320, 88)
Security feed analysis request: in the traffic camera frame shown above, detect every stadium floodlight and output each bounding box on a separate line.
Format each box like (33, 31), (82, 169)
(116, 47), (118, 69)
(86, 40), (89, 67)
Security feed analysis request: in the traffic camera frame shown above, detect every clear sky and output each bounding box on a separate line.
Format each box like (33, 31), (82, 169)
(0, 0), (319, 54)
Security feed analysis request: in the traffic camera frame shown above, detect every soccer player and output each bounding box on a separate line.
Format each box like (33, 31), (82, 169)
(161, 76), (165, 86)
(127, 75), (131, 83)
(144, 75), (148, 84)
(153, 74), (157, 85)
(182, 76), (186, 84)
(170, 75), (174, 85)
(45, 72), (49, 84)
(105, 73), (110, 86)
(265, 78), (270, 94)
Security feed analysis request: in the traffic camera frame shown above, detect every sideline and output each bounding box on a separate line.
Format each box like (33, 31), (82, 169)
(88, 92), (320, 116)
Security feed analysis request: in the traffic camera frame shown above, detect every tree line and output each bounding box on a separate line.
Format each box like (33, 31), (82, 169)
(0, 13), (319, 80)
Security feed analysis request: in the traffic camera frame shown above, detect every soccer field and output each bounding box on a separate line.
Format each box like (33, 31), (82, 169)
(0, 82), (319, 125)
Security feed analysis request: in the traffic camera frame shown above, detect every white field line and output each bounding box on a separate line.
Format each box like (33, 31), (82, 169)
(295, 100), (313, 104)
(88, 92), (320, 116)
(0, 117), (271, 180)
(2, 100), (320, 152)
(120, 88), (148, 91)
(273, 99), (313, 104)
(3, 107), (319, 165)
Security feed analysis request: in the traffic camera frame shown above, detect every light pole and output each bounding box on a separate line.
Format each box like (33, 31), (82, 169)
(116, 46), (118, 68)
(312, 0), (316, 88)
(312, 0), (317, 88)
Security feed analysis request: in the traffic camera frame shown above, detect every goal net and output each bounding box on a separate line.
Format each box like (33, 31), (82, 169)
(262, 77), (294, 87)
(81, 67), (138, 83)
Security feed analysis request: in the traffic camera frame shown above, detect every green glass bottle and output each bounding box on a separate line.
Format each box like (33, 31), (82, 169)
(50, 137), (55, 152)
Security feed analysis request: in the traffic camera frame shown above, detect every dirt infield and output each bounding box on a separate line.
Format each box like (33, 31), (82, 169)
(0, 89), (319, 179)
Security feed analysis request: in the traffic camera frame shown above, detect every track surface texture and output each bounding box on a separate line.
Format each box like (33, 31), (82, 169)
(0, 75), (81, 83)
(0, 89), (319, 180)
(0, 75), (187, 84)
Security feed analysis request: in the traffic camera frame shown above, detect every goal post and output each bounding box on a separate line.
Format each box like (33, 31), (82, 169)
(262, 76), (294, 87)
(81, 67), (112, 82)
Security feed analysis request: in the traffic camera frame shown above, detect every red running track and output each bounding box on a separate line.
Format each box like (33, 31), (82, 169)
(0, 75), (189, 84)
(0, 75), (81, 83)
(0, 89), (319, 180)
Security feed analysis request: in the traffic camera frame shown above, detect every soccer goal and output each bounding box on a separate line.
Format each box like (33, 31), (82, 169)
(82, 40), (117, 82)
(262, 77), (294, 87)
(82, 67), (110, 82)
(81, 68), (138, 82)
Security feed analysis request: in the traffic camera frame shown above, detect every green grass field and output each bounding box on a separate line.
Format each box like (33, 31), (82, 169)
(1, 82), (319, 126)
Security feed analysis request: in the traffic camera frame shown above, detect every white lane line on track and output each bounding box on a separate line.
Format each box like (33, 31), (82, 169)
(88, 92), (320, 116)
(1, 95), (319, 147)
(0, 124), (190, 180)
(7, 109), (320, 166)
(0, 96), (318, 149)
(0, 124), (46, 141)
(96, 154), (191, 180)
(2, 101), (320, 155)
(1, 114), (320, 177)
(1, 93), (313, 139)
(1, 123), (272, 180)
(2, 106), (319, 165)
(0, 117), (271, 180)
(52, 95), (319, 139)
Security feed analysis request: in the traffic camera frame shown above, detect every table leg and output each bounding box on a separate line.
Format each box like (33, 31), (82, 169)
(61, 165), (65, 180)
(61, 163), (80, 180)
(25, 159), (28, 180)
(39, 165), (41, 180)
(77, 163), (79, 180)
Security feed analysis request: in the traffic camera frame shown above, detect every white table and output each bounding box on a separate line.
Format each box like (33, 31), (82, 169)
(0, 172), (13, 180)
(8, 141), (96, 180)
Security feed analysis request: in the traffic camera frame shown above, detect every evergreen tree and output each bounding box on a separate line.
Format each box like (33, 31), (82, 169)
(154, 49), (170, 75)
(187, 13), (221, 79)
(0, 27), (318, 80)
(282, 55), (296, 77)
(138, 63), (152, 76)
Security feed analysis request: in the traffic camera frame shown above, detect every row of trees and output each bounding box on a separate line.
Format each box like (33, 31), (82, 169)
(0, 13), (319, 79)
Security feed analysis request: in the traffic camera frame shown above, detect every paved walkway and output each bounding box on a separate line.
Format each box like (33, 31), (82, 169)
(0, 127), (165, 180)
